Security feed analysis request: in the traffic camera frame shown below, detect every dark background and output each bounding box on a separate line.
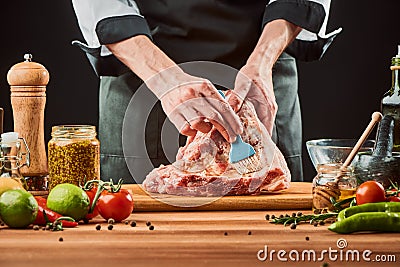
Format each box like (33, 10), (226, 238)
(0, 1), (399, 181)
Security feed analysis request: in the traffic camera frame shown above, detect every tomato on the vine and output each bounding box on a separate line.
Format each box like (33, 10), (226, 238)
(387, 196), (400, 202)
(356, 181), (386, 205)
(97, 189), (134, 222)
(85, 187), (100, 220)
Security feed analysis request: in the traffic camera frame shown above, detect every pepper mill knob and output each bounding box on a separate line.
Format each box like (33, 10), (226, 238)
(7, 54), (49, 87)
(7, 54), (49, 177)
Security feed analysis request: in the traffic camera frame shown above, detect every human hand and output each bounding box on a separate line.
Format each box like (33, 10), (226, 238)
(151, 70), (243, 142)
(228, 64), (277, 135)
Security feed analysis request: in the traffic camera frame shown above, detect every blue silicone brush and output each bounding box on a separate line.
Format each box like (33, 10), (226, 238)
(218, 90), (262, 174)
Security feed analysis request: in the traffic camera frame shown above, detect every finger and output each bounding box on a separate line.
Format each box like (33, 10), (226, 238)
(168, 113), (197, 136)
(208, 118), (234, 142)
(203, 94), (243, 137)
(227, 90), (244, 113)
(192, 105), (238, 142)
(190, 120), (213, 133)
(181, 124), (197, 136)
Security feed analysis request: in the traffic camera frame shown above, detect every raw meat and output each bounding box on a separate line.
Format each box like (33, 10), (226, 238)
(143, 92), (291, 197)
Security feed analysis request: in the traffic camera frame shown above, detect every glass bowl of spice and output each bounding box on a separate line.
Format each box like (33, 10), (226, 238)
(48, 125), (100, 190)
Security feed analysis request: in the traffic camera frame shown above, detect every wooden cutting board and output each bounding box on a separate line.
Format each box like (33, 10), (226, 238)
(123, 182), (312, 211)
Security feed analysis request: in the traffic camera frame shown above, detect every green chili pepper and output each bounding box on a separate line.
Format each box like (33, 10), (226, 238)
(337, 202), (400, 221)
(329, 212), (400, 234)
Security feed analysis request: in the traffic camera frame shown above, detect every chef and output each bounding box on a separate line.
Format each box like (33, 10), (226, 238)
(71, 0), (341, 183)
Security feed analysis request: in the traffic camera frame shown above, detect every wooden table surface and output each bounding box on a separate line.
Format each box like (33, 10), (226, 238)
(1, 183), (400, 267)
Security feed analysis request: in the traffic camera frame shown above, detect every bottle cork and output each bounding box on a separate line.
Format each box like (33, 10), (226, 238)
(7, 54), (49, 176)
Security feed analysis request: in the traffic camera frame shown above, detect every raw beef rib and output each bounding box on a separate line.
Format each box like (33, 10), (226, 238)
(143, 92), (291, 196)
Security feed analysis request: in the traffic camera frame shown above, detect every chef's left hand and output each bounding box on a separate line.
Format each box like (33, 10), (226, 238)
(229, 64), (277, 136)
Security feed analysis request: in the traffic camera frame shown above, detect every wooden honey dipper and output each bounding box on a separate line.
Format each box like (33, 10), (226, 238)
(341, 112), (383, 170)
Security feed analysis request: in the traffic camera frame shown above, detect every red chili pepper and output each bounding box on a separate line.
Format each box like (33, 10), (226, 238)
(34, 196), (78, 228)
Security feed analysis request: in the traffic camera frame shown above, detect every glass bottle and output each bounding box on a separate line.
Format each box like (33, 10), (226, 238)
(48, 125), (100, 190)
(312, 163), (357, 212)
(0, 132), (30, 189)
(381, 45), (400, 152)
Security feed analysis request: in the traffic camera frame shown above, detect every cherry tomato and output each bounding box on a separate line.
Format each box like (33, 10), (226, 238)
(356, 181), (386, 205)
(387, 196), (400, 202)
(85, 187), (100, 220)
(97, 189), (134, 222)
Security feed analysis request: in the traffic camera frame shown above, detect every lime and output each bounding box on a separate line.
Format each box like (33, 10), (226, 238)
(47, 183), (89, 221)
(0, 189), (38, 228)
(0, 178), (25, 196)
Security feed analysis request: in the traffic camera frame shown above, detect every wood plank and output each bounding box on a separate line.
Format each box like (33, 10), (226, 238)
(123, 182), (312, 211)
(1, 210), (399, 267)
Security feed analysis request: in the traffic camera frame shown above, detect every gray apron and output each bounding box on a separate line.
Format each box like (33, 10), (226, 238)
(99, 52), (302, 183)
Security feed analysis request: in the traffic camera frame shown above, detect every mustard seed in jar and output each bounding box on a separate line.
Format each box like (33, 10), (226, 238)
(48, 125), (100, 190)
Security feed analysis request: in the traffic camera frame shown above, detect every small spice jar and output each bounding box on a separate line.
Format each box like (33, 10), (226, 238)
(312, 163), (357, 212)
(48, 125), (100, 190)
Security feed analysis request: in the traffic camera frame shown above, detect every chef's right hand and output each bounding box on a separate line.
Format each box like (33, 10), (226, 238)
(105, 35), (242, 141)
(151, 70), (243, 142)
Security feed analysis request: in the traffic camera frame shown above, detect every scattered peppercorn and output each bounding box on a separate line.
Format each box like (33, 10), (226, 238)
(82, 218), (89, 224)
(305, 236), (310, 241)
(290, 223), (297, 230)
(314, 209), (321, 215)
(313, 222), (319, 227)
(108, 218), (115, 225)
(108, 224), (113, 230)
(130, 221), (137, 227)
(59, 237), (63, 242)
(146, 221), (152, 226)
(321, 262), (329, 267)
(265, 214), (270, 221)
(296, 211), (303, 217)
(319, 221), (325, 226)
(149, 225), (155, 231)
(271, 215), (276, 219)
(292, 213), (297, 217)
(247, 231), (252, 235)
(95, 224), (101, 231)
(224, 232), (228, 236)
(33, 225), (40, 231)
(45, 224), (51, 230)
(279, 214), (284, 219)
(125, 221), (129, 225)
(42, 227), (46, 231)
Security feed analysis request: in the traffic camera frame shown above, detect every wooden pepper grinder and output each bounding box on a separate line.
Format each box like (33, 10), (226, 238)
(7, 54), (49, 181)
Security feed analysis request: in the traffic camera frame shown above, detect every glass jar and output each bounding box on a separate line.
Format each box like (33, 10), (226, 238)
(48, 125), (100, 190)
(0, 132), (30, 189)
(312, 163), (357, 212)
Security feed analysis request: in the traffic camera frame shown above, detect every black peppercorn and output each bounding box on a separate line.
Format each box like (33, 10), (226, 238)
(290, 223), (297, 230)
(108, 218), (115, 225)
(108, 224), (113, 230)
(130, 221), (137, 227)
(292, 213), (297, 217)
(247, 231), (252, 235)
(146, 221), (152, 226)
(305, 236), (310, 241)
(59, 237), (63, 242)
(33, 225), (40, 231)
(95, 224), (101, 231)
(265, 214), (270, 221)
(271, 215), (276, 219)
(224, 232), (228, 236)
(149, 225), (155, 230)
